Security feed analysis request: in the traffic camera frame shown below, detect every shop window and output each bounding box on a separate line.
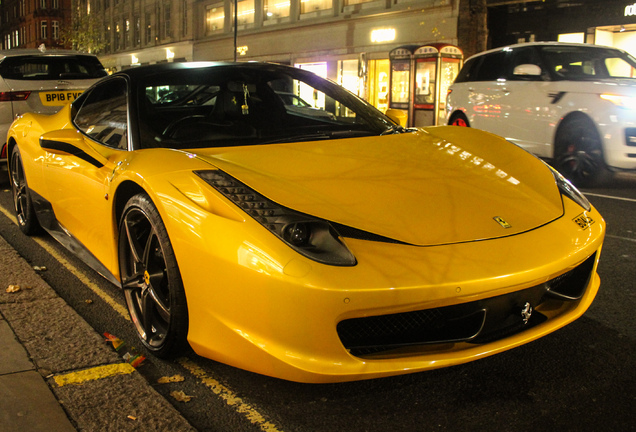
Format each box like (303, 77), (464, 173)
(232, 0), (254, 26)
(206, 3), (224, 33)
(264, 0), (290, 20)
(300, 0), (332, 14)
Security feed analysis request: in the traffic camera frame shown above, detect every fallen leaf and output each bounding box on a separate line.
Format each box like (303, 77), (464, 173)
(158, 375), (185, 384)
(6, 285), (20, 293)
(33, 266), (47, 271)
(127, 415), (137, 421)
(85, 299), (93, 304)
(170, 390), (194, 402)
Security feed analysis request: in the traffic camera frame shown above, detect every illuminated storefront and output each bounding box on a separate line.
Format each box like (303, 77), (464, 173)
(490, 0), (636, 56)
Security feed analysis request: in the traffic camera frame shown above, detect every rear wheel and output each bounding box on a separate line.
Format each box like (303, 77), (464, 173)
(449, 112), (469, 127)
(554, 116), (610, 187)
(9, 147), (41, 235)
(118, 193), (189, 357)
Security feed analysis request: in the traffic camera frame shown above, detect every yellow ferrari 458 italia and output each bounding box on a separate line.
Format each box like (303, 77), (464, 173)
(6, 62), (604, 383)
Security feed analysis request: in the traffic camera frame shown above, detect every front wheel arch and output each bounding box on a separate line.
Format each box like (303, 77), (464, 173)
(449, 111), (470, 127)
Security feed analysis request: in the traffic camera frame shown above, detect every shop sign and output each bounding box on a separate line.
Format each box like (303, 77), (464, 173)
(371, 28), (396, 43)
(626, 3), (636, 16)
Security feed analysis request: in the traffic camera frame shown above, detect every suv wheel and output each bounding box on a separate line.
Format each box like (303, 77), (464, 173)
(554, 116), (610, 187)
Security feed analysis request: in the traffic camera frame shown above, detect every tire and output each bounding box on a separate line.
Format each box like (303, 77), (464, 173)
(118, 193), (189, 357)
(9, 147), (41, 235)
(554, 116), (611, 187)
(449, 112), (470, 127)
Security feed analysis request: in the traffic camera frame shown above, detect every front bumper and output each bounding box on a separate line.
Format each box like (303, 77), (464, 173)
(169, 196), (604, 383)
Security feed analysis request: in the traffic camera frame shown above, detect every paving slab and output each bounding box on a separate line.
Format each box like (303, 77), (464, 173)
(0, 370), (76, 432)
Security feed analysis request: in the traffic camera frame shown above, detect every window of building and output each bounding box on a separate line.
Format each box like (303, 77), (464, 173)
(115, 23), (120, 50)
(125, 19), (130, 48)
(51, 20), (59, 40)
(182, 0), (188, 35)
(145, 13), (152, 44)
(206, 4), (224, 33)
(51, 0), (58, 8)
(300, 0), (331, 14)
(40, 21), (47, 39)
(264, 0), (289, 20)
(40, 0), (46, 9)
(232, 0), (254, 26)
(164, 4), (172, 38)
(135, 16), (140, 45)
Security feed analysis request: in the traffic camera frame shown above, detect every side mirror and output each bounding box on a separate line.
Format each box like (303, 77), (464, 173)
(385, 109), (407, 127)
(39, 129), (106, 168)
(513, 64), (542, 76)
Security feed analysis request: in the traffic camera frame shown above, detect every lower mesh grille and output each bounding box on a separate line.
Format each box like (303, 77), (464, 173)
(337, 252), (596, 357)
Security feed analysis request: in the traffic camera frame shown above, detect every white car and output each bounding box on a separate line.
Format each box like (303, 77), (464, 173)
(1, 49), (107, 167)
(446, 42), (636, 186)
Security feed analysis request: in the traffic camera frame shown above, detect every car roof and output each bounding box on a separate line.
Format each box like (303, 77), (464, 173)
(466, 42), (625, 61)
(110, 61), (306, 84)
(0, 49), (98, 61)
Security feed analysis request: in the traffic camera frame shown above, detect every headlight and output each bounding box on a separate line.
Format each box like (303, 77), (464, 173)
(549, 165), (592, 211)
(600, 93), (636, 109)
(195, 170), (357, 266)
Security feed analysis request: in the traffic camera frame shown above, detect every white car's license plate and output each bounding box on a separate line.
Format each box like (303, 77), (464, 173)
(39, 90), (83, 106)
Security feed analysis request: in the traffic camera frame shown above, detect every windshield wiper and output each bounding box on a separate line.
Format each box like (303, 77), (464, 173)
(380, 124), (413, 135)
(261, 130), (374, 144)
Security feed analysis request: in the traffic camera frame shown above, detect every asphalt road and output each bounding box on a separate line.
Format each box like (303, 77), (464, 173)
(0, 173), (634, 432)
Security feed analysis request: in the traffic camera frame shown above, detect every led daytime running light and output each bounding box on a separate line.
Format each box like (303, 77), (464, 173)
(549, 166), (591, 212)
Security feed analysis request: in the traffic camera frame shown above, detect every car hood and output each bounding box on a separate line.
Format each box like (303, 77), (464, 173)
(191, 127), (564, 246)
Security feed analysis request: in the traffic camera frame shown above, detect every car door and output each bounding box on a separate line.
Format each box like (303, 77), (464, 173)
(498, 46), (554, 158)
(464, 50), (511, 136)
(41, 78), (129, 273)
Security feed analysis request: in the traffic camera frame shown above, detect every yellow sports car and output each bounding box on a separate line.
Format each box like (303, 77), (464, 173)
(6, 62), (604, 383)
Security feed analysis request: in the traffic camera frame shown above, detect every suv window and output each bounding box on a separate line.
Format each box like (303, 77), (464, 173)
(74, 78), (128, 150)
(455, 51), (509, 83)
(539, 46), (636, 80)
(0, 55), (107, 80)
(509, 47), (544, 81)
(475, 51), (509, 81)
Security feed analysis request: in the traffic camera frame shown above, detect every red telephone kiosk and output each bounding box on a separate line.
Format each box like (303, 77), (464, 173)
(388, 44), (463, 127)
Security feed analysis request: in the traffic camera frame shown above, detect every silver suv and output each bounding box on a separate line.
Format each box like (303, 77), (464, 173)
(446, 42), (636, 186)
(1, 50), (107, 167)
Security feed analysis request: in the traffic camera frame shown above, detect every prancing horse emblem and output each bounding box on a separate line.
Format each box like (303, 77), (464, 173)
(520, 302), (533, 325)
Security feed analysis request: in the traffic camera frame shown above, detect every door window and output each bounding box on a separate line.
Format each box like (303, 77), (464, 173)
(74, 78), (128, 150)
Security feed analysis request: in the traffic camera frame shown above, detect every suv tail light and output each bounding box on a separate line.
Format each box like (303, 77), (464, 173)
(0, 91), (31, 101)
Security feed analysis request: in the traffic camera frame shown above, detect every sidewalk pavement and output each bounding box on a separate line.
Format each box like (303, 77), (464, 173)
(0, 235), (196, 431)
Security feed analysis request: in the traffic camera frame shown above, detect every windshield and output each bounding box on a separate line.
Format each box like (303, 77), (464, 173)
(138, 65), (397, 149)
(539, 46), (636, 80)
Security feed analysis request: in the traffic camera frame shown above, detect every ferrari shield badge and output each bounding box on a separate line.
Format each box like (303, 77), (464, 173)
(493, 216), (512, 229)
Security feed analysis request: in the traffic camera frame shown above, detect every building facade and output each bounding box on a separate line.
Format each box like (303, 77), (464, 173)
(1, 0), (71, 49)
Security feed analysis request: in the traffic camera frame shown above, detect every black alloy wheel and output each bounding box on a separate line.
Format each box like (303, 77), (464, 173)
(9, 147), (41, 235)
(554, 116), (610, 187)
(118, 193), (189, 357)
